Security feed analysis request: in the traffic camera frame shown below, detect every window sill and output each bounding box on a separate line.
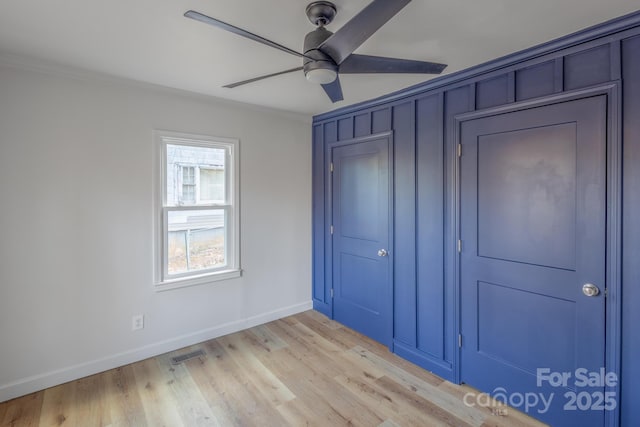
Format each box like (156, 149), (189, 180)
(155, 269), (242, 292)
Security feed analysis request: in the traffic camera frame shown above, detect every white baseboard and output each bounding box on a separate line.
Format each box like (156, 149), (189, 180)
(0, 300), (312, 403)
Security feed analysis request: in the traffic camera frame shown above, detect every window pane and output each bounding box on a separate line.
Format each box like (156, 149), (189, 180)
(167, 209), (226, 275)
(166, 144), (226, 206)
(182, 166), (195, 184)
(200, 168), (225, 202)
(182, 184), (195, 203)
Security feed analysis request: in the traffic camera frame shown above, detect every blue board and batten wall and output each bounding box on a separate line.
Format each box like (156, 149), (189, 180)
(312, 10), (640, 427)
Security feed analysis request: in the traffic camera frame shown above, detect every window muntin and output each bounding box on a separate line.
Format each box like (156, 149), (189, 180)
(155, 132), (240, 289)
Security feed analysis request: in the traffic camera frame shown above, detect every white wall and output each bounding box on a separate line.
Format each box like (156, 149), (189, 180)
(0, 58), (312, 402)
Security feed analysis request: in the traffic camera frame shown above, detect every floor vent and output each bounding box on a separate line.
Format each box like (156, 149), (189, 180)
(170, 349), (205, 365)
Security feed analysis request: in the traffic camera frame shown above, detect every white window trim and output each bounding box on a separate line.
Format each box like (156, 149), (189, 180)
(153, 130), (241, 292)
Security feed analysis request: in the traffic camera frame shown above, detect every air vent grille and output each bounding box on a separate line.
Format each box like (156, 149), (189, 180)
(170, 349), (205, 365)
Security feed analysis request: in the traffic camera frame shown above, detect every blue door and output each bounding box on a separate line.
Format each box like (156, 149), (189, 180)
(460, 96), (607, 426)
(332, 136), (392, 346)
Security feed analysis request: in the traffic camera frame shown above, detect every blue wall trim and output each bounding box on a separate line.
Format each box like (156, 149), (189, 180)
(312, 300), (331, 318)
(393, 340), (453, 380)
(313, 9), (640, 123)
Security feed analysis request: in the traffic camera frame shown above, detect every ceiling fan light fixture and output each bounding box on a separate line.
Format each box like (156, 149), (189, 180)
(305, 67), (338, 84)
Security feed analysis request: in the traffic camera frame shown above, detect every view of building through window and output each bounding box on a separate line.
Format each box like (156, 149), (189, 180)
(165, 144), (227, 276)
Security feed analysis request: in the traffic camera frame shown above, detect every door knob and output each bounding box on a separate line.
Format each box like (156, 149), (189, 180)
(582, 283), (600, 297)
(378, 249), (388, 257)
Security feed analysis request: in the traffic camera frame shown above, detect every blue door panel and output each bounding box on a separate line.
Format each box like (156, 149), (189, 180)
(312, 124), (329, 314)
(621, 34), (640, 427)
(416, 94), (446, 360)
(476, 74), (510, 109)
(443, 85), (475, 374)
(391, 93), (455, 380)
(564, 44), (611, 91)
(372, 108), (392, 133)
(515, 61), (557, 101)
(354, 113), (371, 137)
(338, 117), (354, 141)
(332, 137), (392, 346)
(477, 280), (577, 373)
(476, 123), (578, 270)
(460, 96), (607, 427)
(393, 102), (417, 347)
(339, 154), (380, 239)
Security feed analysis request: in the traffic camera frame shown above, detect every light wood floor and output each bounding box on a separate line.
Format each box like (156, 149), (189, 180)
(0, 310), (547, 426)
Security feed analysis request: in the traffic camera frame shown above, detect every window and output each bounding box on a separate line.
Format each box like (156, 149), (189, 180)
(154, 131), (240, 290)
(180, 165), (196, 204)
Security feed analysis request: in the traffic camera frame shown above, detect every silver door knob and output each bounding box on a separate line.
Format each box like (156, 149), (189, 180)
(582, 283), (600, 297)
(378, 249), (388, 257)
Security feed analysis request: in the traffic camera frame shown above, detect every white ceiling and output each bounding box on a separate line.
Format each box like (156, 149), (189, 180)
(0, 1), (637, 116)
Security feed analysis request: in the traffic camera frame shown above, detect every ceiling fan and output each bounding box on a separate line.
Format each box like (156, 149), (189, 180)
(184, 0), (447, 103)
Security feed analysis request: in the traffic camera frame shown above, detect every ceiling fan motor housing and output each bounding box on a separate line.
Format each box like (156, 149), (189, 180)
(303, 27), (338, 78)
(305, 1), (337, 26)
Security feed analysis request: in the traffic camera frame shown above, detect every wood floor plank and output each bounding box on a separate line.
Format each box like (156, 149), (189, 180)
(301, 312), (447, 386)
(437, 382), (548, 426)
(378, 419), (402, 427)
(350, 345), (488, 426)
(131, 358), (185, 427)
(74, 373), (110, 426)
(185, 340), (253, 426)
(334, 373), (446, 427)
(195, 339), (289, 426)
(293, 322), (387, 379)
(0, 311), (549, 427)
(217, 333), (295, 407)
(181, 344), (245, 427)
(154, 350), (220, 427)
(38, 381), (77, 426)
(376, 375), (475, 427)
(254, 324), (389, 426)
(294, 312), (359, 350)
(246, 324), (289, 352)
(0, 392), (43, 427)
(265, 321), (344, 375)
(277, 315), (299, 326)
(275, 398), (321, 427)
(103, 365), (148, 427)
(275, 372), (378, 427)
(268, 320), (387, 382)
(300, 309), (342, 330)
(257, 340), (385, 426)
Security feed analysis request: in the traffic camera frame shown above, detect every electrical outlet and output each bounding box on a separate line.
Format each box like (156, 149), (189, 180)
(132, 314), (144, 331)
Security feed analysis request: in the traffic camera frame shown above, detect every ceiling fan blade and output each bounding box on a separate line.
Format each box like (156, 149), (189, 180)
(321, 77), (344, 103)
(319, 0), (411, 65)
(223, 67), (304, 88)
(340, 54), (447, 74)
(185, 10), (309, 60)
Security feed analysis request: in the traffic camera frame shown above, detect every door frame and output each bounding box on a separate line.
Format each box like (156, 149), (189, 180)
(325, 131), (395, 348)
(452, 83), (622, 426)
